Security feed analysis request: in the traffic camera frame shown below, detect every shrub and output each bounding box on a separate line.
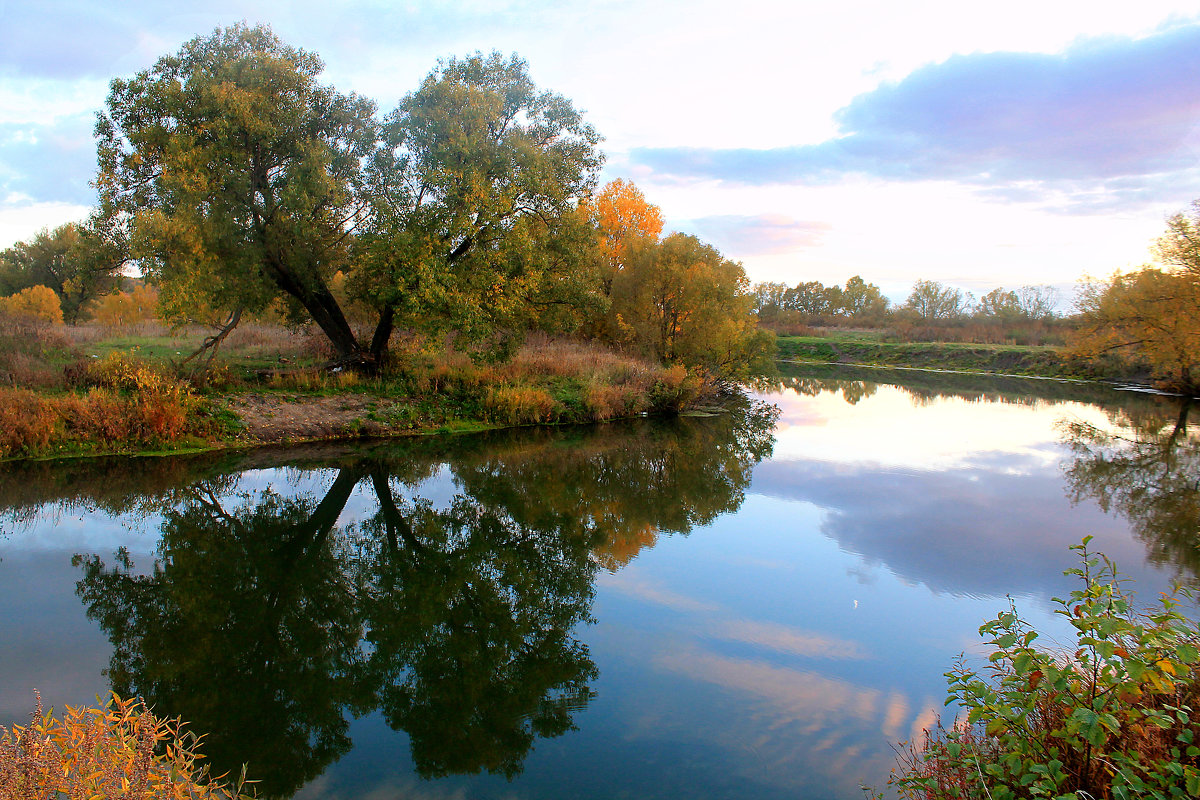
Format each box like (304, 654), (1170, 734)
(84, 353), (198, 442)
(1, 285), (63, 324)
(0, 354), (211, 457)
(60, 388), (132, 442)
(0, 389), (57, 456)
(583, 381), (641, 421)
(484, 385), (559, 425)
(648, 364), (699, 412)
(892, 539), (1200, 800)
(0, 692), (253, 799)
(85, 351), (179, 395)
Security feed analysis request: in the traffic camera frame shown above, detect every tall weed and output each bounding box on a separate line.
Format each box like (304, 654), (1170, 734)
(0, 692), (253, 799)
(0, 389), (57, 456)
(484, 385), (558, 425)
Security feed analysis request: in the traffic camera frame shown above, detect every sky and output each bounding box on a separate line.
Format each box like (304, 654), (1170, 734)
(4, 1), (1200, 304)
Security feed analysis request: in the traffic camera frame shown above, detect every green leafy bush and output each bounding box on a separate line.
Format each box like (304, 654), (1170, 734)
(892, 538), (1200, 799)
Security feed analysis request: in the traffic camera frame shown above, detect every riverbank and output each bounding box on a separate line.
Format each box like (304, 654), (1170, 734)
(0, 333), (705, 461)
(775, 334), (1140, 381)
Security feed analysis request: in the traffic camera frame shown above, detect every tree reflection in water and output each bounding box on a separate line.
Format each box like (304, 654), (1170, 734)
(1061, 398), (1200, 581)
(71, 401), (778, 797)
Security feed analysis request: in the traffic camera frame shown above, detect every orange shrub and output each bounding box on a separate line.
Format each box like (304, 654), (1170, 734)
(1, 285), (63, 324)
(647, 364), (700, 412)
(94, 285), (159, 328)
(0, 355), (207, 457)
(0, 692), (252, 799)
(85, 351), (180, 395)
(0, 388), (57, 456)
(583, 381), (641, 421)
(59, 388), (132, 442)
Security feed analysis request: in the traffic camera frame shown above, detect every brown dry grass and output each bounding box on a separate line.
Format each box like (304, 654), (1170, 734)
(0, 355), (213, 458)
(0, 313), (72, 389)
(501, 334), (655, 385)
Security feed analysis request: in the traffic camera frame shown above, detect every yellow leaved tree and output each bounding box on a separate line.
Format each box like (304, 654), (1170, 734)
(1, 285), (64, 324)
(591, 178), (664, 295)
(1071, 201), (1200, 392)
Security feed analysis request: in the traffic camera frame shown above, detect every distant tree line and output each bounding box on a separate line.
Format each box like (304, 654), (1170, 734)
(752, 275), (1063, 344)
(752, 276), (889, 325)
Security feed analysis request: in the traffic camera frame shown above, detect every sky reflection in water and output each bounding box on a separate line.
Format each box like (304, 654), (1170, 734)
(0, 370), (1194, 800)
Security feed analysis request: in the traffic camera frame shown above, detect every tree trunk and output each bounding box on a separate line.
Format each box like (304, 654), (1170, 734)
(259, 248), (371, 369)
(370, 306), (396, 369)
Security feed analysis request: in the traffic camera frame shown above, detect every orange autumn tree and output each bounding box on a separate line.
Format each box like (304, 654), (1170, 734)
(1070, 201), (1200, 392)
(585, 179), (773, 382)
(591, 178), (665, 296)
(0, 285), (63, 324)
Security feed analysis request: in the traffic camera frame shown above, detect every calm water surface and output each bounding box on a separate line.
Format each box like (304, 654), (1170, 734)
(2, 364), (1197, 799)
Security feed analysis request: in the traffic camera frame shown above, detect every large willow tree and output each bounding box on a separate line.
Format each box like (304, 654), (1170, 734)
(96, 24), (601, 369)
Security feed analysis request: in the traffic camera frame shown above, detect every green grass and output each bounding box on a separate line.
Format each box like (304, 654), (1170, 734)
(82, 334), (191, 362)
(774, 335), (1116, 379)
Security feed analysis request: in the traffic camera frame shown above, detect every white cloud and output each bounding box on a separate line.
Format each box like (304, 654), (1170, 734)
(0, 200), (94, 248)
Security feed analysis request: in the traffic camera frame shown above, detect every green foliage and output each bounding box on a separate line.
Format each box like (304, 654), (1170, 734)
(903, 279), (970, 322)
(96, 25), (604, 370)
(0, 221), (124, 323)
(93, 26), (776, 385)
(97, 23), (377, 361)
(610, 233), (775, 381)
(752, 275), (888, 320)
(975, 286), (1061, 323)
(892, 539), (1200, 800)
(354, 51), (602, 351)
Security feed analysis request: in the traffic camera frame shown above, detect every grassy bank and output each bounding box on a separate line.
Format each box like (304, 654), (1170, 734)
(0, 319), (705, 460)
(776, 334), (1138, 381)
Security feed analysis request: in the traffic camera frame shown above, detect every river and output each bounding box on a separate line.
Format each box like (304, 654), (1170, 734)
(1, 363), (1195, 799)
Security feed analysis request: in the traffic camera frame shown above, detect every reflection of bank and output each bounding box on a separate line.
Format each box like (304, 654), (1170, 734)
(41, 402), (780, 797)
(1063, 398), (1200, 583)
(754, 371), (1188, 603)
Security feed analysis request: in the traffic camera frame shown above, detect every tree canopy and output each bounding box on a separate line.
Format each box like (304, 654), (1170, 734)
(610, 232), (774, 381)
(0, 221), (124, 323)
(91, 25), (775, 382)
(903, 279), (969, 322)
(751, 276), (888, 320)
(1070, 202), (1200, 392)
(96, 25), (602, 370)
(353, 50), (602, 356)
